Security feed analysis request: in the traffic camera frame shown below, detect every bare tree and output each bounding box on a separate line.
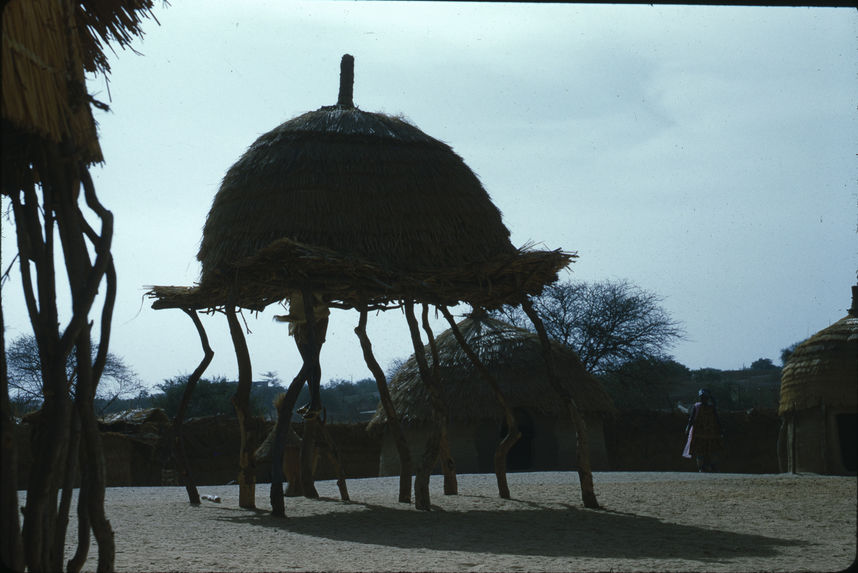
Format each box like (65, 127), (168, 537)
(493, 279), (685, 374)
(6, 334), (144, 415)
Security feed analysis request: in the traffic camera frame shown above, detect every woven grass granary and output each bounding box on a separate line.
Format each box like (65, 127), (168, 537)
(370, 314), (615, 475)
(778, 285), (857, 475)
(147, 55), (598, 512)
(152, 71), (570, 311)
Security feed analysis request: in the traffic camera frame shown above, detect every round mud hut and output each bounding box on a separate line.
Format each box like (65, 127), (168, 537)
(778, 285), (858, 475)
(369, 314), (616, 475)
(147, 55), (594, 511)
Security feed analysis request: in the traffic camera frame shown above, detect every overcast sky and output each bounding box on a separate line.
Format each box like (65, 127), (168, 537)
(2, 2), (856, 391)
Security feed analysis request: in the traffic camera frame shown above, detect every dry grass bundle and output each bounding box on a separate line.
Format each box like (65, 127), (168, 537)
(368, 314), (615, 426)
(779, 312), (858, 415)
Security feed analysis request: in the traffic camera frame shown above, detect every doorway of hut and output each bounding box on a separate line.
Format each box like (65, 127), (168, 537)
(500, 408), (535, 471)
(836, 413), (857, 472)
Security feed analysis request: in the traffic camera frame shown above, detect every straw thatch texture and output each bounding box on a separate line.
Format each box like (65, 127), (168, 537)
(149, 239), (573, 311)
(197, 107), (514, 280)
(1, 0), (155, 192)
(778, 312), (858, 416)
(369, 314), (615, 426)
(2, 0), (101, 167)
(149, 103), (575, 311)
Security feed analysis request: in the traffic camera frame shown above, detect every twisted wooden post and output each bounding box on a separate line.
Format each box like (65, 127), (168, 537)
(226, 306), (256, 509)
(404, 302), (446, 511)
(421, 304), (457, 495)
(354, 306), (412, 503)
(440, 307), (520, 499)
(172, 308), (214, 505)
(521, 298), (599, 509)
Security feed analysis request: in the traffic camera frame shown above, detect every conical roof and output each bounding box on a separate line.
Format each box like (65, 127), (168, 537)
(149, 55), (573, 311)
(779, 286), (858, 415)
(369, 313), (615, 426)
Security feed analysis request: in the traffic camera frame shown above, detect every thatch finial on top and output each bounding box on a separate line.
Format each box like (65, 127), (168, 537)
(850, 284), (858, 317)
(337, 54), (355, 108)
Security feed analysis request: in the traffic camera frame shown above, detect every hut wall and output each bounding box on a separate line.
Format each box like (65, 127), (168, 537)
(305, 423), (382, 480)
(378, 414), (612, 475)
(15, 417), (381, 488)
(551, 416), (611, 471)
(377, 424), (482, 476)
(447, 421), (483, 474)
(603, 409), (781, 473)
(791, 407), (826, 474)
(378, 425), (427, 477)
(101, 432), (163, 487)
(786, 405), (857, 475)
(378, 422), (507, 476)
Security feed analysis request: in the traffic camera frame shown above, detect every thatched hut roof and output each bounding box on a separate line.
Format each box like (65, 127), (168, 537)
(368, 314), (615, 427)
(148, 55), (574, 312)
(1, 0), (155, 193)
(778, 286), (858, 416)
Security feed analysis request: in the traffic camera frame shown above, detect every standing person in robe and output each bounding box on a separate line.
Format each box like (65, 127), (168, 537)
(276, 291), (330, 419)
(682, 388), (724, 472)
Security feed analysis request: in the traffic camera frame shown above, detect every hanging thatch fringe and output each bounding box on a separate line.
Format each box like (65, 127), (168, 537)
(147, 240), (574, 312)
(1, 0), (155, 193)
(2, 0), (101, 161)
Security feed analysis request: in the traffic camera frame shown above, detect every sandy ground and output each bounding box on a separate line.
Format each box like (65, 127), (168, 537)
(46, 471), (856, 572)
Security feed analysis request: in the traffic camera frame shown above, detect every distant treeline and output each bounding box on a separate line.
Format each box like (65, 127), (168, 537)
(96, 376), (381, 423)
(599, 357), (782, 411)
(93, 357), (781, 423)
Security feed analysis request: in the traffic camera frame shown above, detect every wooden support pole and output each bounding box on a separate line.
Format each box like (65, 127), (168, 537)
(298, 289), (323, 499)
(318, 421), (350, 501)
(440, 307), (520, 499)
(404, 301), (445, 511)
(172, 309), (214, 505)
(226, 306), (256, 509)
(300, 418), (320, 499)
(0, 286), (25, 572)
(354, 306), (412, 503)
(421, 304), (457, 496)
(57, 167), (116, 573)
(268, 366), (307, 517)
(521, 298), (600, 509)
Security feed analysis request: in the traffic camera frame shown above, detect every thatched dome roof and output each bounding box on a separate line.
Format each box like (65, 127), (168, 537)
(779, 286), (858, 416)
(149, 55), (573, 311)
(197, 106), (514, 279)
(369, 314), (615, 427)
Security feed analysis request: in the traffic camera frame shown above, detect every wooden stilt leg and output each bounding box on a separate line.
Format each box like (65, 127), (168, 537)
(521, 298), (600, 509)
(267, 368), (307, 517)
(172, 308), (213, 505)
(440, 307), (519, 499)
(300, 418), (320, 499)
(318, 421), (350, 501)
(404, 302), (446, 511)
(226, 306), (256, 509)
(355, 306), (412, 503)
(421, 304), (457, 496)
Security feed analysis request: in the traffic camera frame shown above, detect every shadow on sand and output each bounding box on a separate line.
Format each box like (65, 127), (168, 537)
(211, 495), (804, 563)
